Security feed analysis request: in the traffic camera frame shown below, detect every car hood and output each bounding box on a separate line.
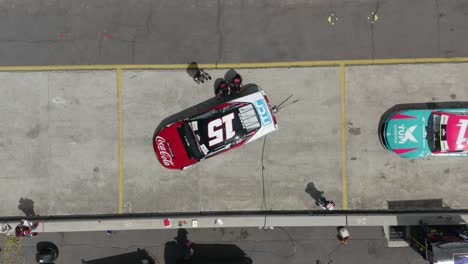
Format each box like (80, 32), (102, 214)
(445, 114), (468, 151)
(153, 121), (194, 169)
(384, 110), (430, 157)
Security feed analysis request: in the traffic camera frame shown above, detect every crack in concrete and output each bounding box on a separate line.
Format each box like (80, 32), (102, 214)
(131, 36), (136, 64)
(370, 0), (380, 60)
(145, 1), (153, 35)
(97, 32), (103, 57)
(370, 24), (375, 60)
(435, 0), (441, 57)
(0, 39), (64, 44)
(215, 0), (224, 65)
(47, 71), (53, 212)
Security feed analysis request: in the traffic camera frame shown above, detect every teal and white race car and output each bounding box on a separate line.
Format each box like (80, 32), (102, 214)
(379, 108), (468, 158)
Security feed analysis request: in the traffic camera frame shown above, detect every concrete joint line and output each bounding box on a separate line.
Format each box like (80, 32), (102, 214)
(116, 68), (124, 214)
(339, 64), (348, 210)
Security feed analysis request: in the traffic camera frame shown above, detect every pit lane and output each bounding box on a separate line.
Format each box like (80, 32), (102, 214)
(0, 61), (467, 217)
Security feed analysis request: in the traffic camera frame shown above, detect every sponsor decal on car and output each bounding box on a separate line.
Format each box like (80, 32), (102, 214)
(441, 140), (449, 151)
(254, 99), (272, 126)
(200, 144), (209, 155)
(441, 114), (449, 125)
(207, 112), (236, 147)
(456, 119), (468, 145)
(393, 124), (418, 144)
(155, 136), (174, 167)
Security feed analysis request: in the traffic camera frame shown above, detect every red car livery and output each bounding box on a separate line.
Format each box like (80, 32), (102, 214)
(153, 87), (278, 169)
(438, 113), (468, 153)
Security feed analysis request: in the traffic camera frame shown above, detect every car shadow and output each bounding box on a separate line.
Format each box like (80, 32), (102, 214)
(164, 228), (252, 264)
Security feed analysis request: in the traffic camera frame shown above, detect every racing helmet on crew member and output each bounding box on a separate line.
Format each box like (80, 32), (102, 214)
(215, 80), (231, 97)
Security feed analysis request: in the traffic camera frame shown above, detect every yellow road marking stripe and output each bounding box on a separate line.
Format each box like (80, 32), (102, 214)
(409, 236), (432, 256)
(1, 57), (468, 71)
(340, 64), (348, 210)
(0, 65), (118, 71)
(116, 68), (124, 214)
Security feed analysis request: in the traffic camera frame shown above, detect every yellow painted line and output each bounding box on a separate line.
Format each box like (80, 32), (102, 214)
(216, 57), (468, 67)
(119, 64), (195, 69)
(347, 57), (468, 65)
(116, 68), (124, 214)
(1, 57), (468, 71)
(340, 64), (348, 210)
(409, 236), (432, 256)
(0, 65), (118, 71)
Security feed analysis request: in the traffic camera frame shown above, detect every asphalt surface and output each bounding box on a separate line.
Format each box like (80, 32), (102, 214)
(0, 0), (468, 65)
(14, 226), (426, 264)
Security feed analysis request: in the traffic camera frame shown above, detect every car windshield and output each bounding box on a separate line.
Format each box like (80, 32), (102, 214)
(189, 103), (261, 155)
(178, 123), (204, 160)
(427, 113), (441, 152)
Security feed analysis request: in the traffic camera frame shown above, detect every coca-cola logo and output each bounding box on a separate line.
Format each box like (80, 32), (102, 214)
(155, 136), (174, 166)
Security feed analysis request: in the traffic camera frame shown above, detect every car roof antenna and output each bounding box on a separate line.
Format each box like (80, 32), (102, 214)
(272, 94), (299, 113)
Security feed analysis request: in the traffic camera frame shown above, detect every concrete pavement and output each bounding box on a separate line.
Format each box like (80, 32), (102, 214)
(346, 63), (468, 209)
(1, 61), (468, 218)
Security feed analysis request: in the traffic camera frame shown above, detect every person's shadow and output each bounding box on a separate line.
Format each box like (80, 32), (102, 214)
(18, 197), (37, 217)
(174, 228), (189, 244)
(164, 228), (252, 264)
(305, 182), (324, 205)
(186, 61), (201, 80)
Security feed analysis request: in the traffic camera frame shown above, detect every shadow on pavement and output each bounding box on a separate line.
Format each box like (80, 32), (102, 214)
(164, 228), (252, 264)
(186, 62), (201, 79)
(81, 248), (155, 264)
(388, 199), (449, 211)
(305, 182), (325, 205)
(18, 197), (37, 217)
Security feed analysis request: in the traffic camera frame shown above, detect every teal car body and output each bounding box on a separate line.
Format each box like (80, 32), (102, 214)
(379, 108), (468, 158)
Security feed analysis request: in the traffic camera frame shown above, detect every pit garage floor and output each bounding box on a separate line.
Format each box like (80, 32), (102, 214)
(0, 61), (467, 216)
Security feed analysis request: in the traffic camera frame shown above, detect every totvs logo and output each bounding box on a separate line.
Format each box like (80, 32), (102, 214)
(155, 136), (174, 166)
(456, 119), (468, 145)
(395, 124), (417, 144)
(254, 99), (272, 126)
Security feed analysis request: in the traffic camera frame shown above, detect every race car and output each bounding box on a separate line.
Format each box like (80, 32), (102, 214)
(379, 108), (468, 158)
(153, 86), (278, 169)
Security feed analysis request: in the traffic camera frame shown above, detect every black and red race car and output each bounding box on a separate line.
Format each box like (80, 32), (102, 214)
(153, 86), (278, 170)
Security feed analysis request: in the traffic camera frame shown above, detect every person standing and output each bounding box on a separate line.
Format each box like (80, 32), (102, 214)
(224, 69), (243, 94)
(316, 197), (335, 210)
(227, 73), (243, 94)
(215, 80), (231, 97)
(193, 69), (212, 84)
(15, 219), (39, 238)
